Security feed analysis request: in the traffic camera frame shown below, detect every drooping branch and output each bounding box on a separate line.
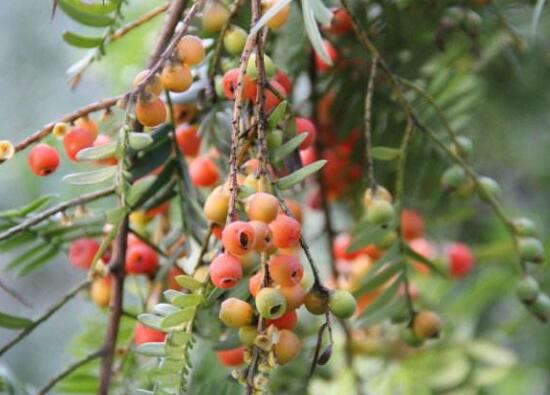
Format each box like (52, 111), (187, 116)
(37, 348), (105, 395)
(0, 187), (115, 242)
(0, 279), (90, 357)
(148, 0), (189, 67)
(111, 4), (171, 42)
(0, 97), (122, 163)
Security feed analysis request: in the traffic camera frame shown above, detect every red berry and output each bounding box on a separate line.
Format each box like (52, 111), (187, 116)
(249, 271), (263, 297)
(222, 68), (257, 101)
(189, 155), (219, 187)
(93, 134), (117, 166)
(401, 209), (424, 241)
(222, 221), (256, 255)
(125, 243), (159, 275)
(134, 323), (166, 345)
(300, 146), (317, 166)
(314, 40), (338, 72)
(333, 233), (360, 261)
(295, 117), (317, 150)
(326, 7), (352, 35)
(63, 127), (95, 161)
(28, 144), (60, 176)
(266, 309), (297, 330)
(209, 253), (243, 289)
(268, 254), (304, 286)
(68, 238), (100, 269)
(447, 242), (475, 278)
(175, 124), (201, 157)
(263, 80), (286, 113)
(270, 214), (301, 248)
(274, 70), (292, 95)
(216, 346), (245, 367)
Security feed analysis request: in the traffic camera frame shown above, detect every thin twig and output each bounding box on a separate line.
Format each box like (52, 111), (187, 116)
(111, 4), (170, 42)
(0, 279), (90, 357)
(148, 0), (189, 67)
(37, 349), (104, 395)
(364, 57), (378, 189)
(0, 187), (115, 242)
(0, 97), (121, 162)
(208, 0), (247, 99)
(0, 278), (33, 308)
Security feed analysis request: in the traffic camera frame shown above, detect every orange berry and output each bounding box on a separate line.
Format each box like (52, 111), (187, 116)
(273, 330), (301, 364)
(266, 310), (297, 330)
(209, 253), (243, 289)
(63, 127), (95, 161)
(412, 310), (442, 339)
(125, 243), (159, 275)
(202, 1), (229, 32)
(69, 238), (100, 269)
(175, 124), (201, 157)
(249, 220), (274, 252)
(133, 69), (163, 96)
(135, 97), (167, 127)
(222, 221), (256, 255)
(261, 0), (290, 29)
(74, 116), (98, 140)
(246, 192), (279, 223)
(270, 214), (301, 248)
(216, 346), (245, 367)
(161, 63), (193, 92)
(28, 144), (60, 176)
(134, 323), (166, 345)
(177, 35), (205, 66)
(295, 117), (317, 150)
(279, 285), (305, 310)
(249, 271), (263, 297)
(284, 199), (303, 223)
(90, 277), (111, 308)
(189, 155), (219, 187)
(204, 187), (230, 223)
(268, 255), (304, 286)
(219, 297), (253, 327)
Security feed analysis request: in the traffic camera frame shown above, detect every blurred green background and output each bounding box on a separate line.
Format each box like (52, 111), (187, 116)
(0, 1), (549, 394)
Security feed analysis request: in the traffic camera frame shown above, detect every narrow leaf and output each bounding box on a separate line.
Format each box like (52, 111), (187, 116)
(58, 0), (116, 27)
(270, 133), (307, 163)
(276, 160), (327, 190)
(0, 311), (32, 330)
(0, 194), (58, 218)
(302, 0), (332, 65)
(267, 101), (288, 128)
(354, 259), (404, 297)
(357, 275), (404, 321)
(76, 142), (117, 161)
(63, 166), (116, 185)
(161, 307), (196, 329)
(371, 146), (401, 161)
(404, 244), (446, 276)
(136, 342), (166, 357)
(128, 132), (154, 151)
(62, 31), (104, 48)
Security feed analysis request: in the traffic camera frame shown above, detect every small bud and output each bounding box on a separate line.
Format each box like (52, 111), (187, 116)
(0, 140), (14, 160)
(52, 122), (69, 139)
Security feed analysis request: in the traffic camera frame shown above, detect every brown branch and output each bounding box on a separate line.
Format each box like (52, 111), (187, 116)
(148, 0), (189, 67)
(364, 57), (378, 189)
(0, 278), (32, 308)
(97, 216), (129, 394)
(0, 96), (122, 163)
(0, 187), (115, 242)
(111, 4), (170, 42)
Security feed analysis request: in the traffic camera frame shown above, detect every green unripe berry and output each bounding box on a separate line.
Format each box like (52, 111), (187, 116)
(518, 237), (544, 264)
(214, 75), (225, 98)
(267, 130), (283, 150)
(367, 199), (395, 226)
(516, 276), (540, 304)
(246, 53), (277, 80)
(479, 176), (502, 201)
(513, 217), (537, 237)
(530, 293), (550, 322)
(223, 26), (247, 55)
(376, 230), (398, 249)
(329, 290), (357, 319)
(391, 307), (412, 324)
(255, 287), (287, 319)
(304, 288), (330, 315)
(400, 327), (424, 348)
(239, 325), (258, 346)
(450, 135), (473, 159)
(441, 165), (467, 191)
